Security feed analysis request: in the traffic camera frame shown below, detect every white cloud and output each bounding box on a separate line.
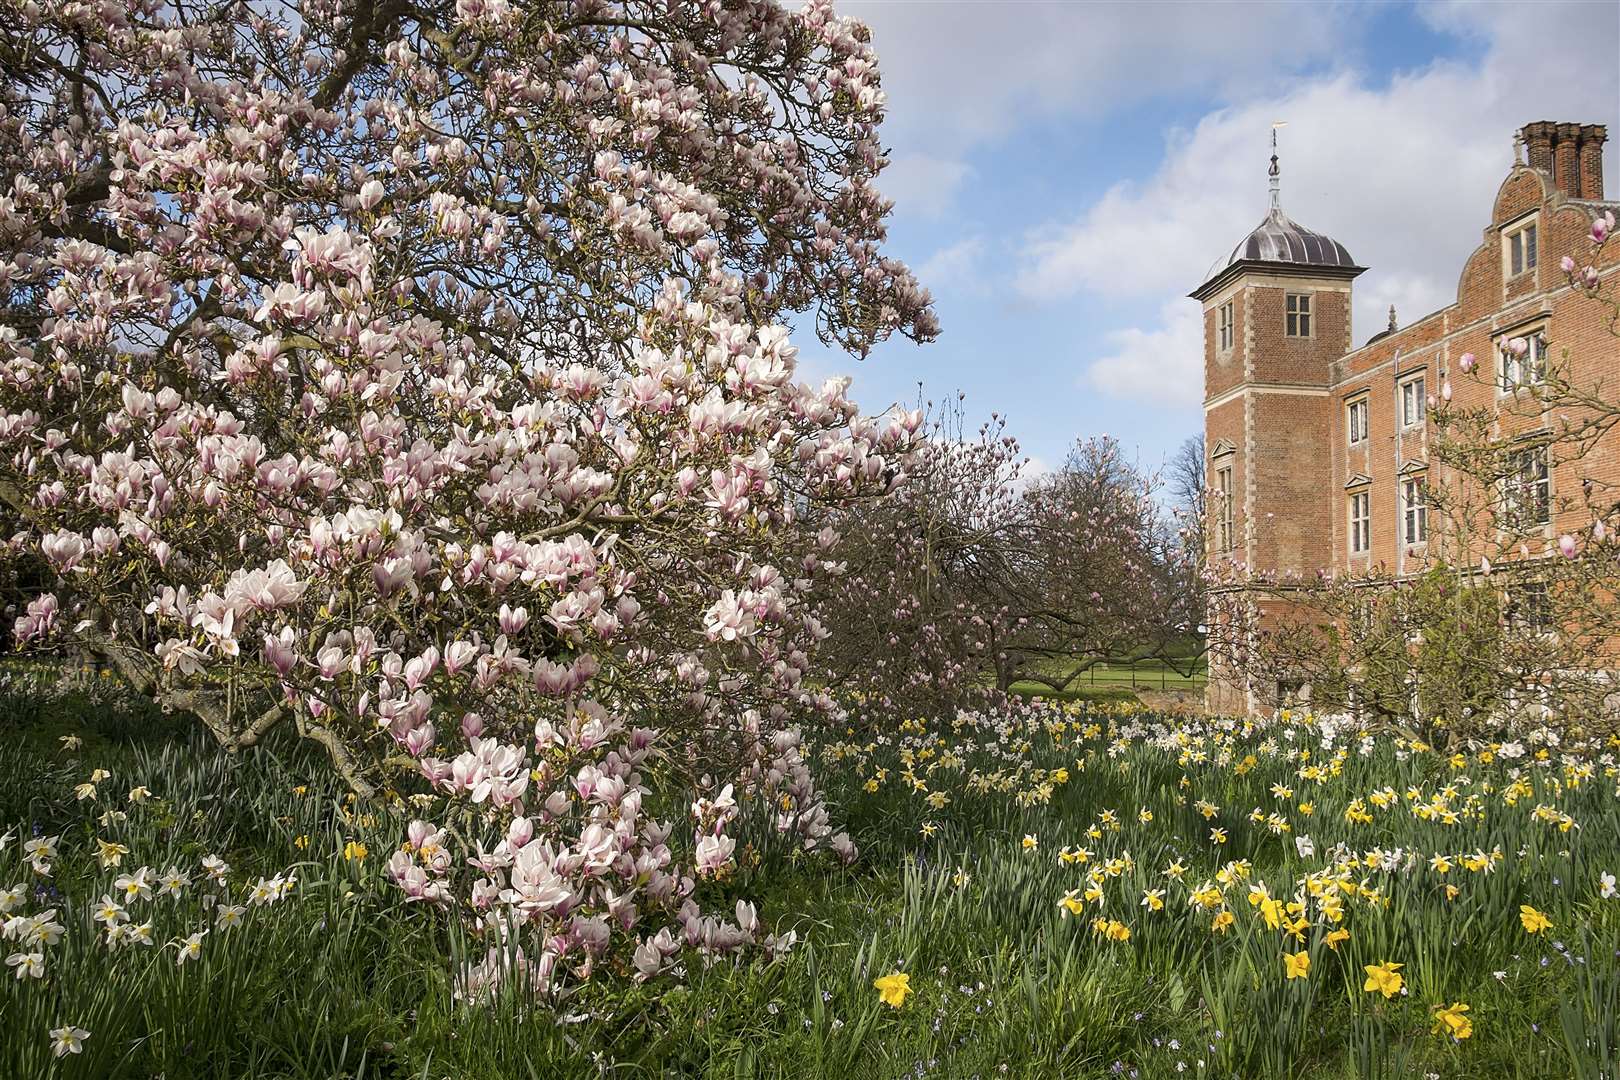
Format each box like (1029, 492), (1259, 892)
(917, 236), (988, 295)
(834, 0), (1356, 217)
(1082, 300), (1204, 406)
(844, 1), (1348, 147)
(1022, 0), (1619, 404)
(879, 153), (974, 218)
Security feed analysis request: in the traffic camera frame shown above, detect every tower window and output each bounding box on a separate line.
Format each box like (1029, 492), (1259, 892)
(1504, 219), (1538, 279)
(1400, 374), (1426, 429)
(1215, 465), (1235, 554)
(1285, 293), (1312, 337)
(1349, 490), (1371, 554)
(1402, 476), (1428, 545)
(1217, 301), (1234, 352)
(1346, 398), (1368, 445)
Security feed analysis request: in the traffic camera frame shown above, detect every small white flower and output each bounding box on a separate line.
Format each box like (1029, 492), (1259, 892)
(174, 930), (207, 966)
(157, 866), (189, 900)
(7, 951), (44, 979)
(92, 895), (128, 927)
(49, 1024), (89, 1057)
(1601, 871), (1617, 900)
(0, 883), (26, 914)
(114, 868), (153, 902)
(201, 855), (229, 886)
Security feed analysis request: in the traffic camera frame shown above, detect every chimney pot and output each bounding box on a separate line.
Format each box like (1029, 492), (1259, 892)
(1520, 121), (1607, 199)
(1577, 124), (1607, 200)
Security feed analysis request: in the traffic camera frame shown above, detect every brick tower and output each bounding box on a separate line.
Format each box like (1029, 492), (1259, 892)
(1192, 128), (1365, 714)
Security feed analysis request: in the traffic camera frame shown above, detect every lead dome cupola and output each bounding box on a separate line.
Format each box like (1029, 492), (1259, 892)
(1212, 208), (1357, 277)
(1191, 125), (1364, 298)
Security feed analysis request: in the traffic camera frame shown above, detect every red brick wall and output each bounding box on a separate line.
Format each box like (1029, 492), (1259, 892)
(1201, 150), (1620, 716)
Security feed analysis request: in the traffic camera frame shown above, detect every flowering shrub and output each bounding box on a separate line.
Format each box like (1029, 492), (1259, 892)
(0, 0), (939, 994)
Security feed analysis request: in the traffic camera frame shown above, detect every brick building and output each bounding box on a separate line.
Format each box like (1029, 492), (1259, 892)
(1195, 121), (1620, 715)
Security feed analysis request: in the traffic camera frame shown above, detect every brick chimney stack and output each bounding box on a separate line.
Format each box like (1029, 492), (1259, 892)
(1578, 125), (1607, 200)
(1520, 121), (1607, 199)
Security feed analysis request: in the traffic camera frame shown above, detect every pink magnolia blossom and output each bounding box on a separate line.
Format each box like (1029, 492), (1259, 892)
(0, 0), (934, 1003)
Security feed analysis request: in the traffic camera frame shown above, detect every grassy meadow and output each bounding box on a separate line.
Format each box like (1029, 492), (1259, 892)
(2, 666), (1618, 1078)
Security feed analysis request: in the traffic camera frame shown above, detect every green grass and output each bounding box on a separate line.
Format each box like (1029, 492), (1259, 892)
(1, 672), (1615, 1079)
(1008, 656), (1209, 699)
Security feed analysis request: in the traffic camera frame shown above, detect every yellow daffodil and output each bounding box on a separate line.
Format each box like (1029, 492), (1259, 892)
(1284, 950), (1310, 980)
(1432, 1001), (1472, 1040)
(873, 972), (912, 1008)
(1363, 961), (1404, 999)
(1519, 904), (1552, 934)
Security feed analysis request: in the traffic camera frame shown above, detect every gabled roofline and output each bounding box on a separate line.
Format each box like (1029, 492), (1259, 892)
(1189, 259), (1367, 303)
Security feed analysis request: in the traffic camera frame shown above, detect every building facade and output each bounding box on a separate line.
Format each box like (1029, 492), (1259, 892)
(1196, 121), (1620, 715)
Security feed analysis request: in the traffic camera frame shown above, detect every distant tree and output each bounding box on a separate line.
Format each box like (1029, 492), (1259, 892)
(993, 438), (1202, 692)
(1167, 433), (1208, 598)
(812, 397), (1020, 718)
(1169, 435), (1207, 524)
(816, 417), (1202, 706)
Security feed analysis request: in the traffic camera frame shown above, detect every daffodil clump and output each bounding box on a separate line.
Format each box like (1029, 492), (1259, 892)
(6, 684), (1620, 1078)
(821, 698), (1620, 1075)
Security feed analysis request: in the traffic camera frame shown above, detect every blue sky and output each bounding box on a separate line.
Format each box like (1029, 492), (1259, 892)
(794, 0), (1620, 481)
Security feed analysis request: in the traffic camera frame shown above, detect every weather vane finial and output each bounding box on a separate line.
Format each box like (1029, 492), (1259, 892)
(1270, 121), (1287, 212)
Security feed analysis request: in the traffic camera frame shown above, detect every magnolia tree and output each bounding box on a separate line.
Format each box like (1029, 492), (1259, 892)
(0, 0), (939, 994)
(815, 413), (1199, 710)
(810, 401), (1022, 718)
(1211, 213), (1620, 743)
(992, 437), (1203, 692)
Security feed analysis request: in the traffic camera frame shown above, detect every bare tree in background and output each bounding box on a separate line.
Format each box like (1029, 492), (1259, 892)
(1168, 435), (1207, 568)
